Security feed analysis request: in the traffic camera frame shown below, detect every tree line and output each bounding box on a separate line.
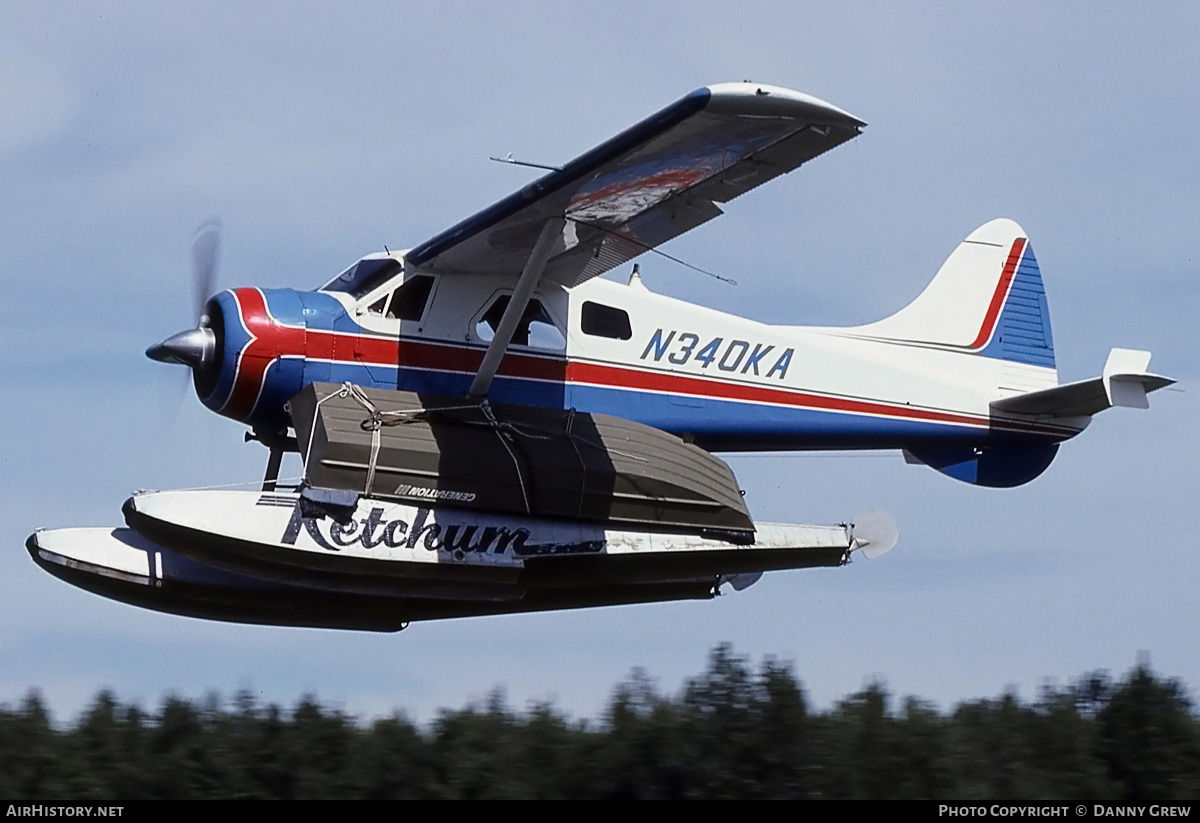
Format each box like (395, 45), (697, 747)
(2, 644), (1198, 799)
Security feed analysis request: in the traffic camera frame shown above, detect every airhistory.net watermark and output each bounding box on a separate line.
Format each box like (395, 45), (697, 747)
(6, 808), (123, 817)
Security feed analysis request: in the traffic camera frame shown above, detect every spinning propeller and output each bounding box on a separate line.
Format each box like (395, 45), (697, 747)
(850, 510), (899, 559)
(146, 220), (221, 378)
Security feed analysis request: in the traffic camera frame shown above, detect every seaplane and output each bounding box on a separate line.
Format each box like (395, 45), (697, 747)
(26, 82), (1173, 632)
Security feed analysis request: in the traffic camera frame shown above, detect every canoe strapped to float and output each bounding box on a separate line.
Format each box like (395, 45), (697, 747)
(288, 382), (753, 536)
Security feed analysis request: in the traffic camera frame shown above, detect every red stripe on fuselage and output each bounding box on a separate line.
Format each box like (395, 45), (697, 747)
(968, 238), (1026, 350)
(393, 338), (566, 382)
(568, 360), (1077, 437)
(568, 361), (988, 429)
(223, 289), (565, 419)
(223, 288), (1072, 438)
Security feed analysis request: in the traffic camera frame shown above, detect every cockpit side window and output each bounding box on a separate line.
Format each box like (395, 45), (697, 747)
(323, 257), (403, 298)
(386, 275), (435, 320)
(365, 274), (436, 319)
(476, 295), (565, 350)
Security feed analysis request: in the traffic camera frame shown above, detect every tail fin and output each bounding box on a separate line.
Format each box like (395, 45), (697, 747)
(842, 220), (1172, 489)
(850, 218), (1055, 369)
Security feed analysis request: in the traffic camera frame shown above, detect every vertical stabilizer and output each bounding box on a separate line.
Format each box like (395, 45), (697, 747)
(848, 218), (1055, 368)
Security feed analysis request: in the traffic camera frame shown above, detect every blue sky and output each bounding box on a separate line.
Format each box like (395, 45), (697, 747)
(2, 2), (1197, 722)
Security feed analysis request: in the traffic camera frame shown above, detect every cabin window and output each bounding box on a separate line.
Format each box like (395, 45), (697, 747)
(476, 296), (566, 350)
(581, 301), (632, 340)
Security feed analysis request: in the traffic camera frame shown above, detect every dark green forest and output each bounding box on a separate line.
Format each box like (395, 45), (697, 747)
(2, 644), (1198, 800)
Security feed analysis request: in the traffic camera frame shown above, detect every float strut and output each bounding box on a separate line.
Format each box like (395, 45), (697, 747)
(262, 448), (284, 492)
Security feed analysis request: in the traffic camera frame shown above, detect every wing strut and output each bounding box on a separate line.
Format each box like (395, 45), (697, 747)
(468, 217), (565, 398)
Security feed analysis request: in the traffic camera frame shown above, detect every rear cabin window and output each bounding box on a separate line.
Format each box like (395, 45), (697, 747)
(476, 296), (565, 350)
(581, 301), (632, 340)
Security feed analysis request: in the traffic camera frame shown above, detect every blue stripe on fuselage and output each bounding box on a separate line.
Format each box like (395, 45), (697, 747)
(564, 383), (1057, 451)
(284, 360), (1062, 452)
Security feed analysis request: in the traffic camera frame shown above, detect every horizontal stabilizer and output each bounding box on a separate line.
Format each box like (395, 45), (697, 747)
(991, 348), (1174, 417)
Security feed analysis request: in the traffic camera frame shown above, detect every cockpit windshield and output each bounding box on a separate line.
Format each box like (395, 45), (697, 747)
(321, 256), (403, 298)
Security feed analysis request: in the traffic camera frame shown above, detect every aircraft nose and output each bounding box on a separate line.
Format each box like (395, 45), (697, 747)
(146, 327), (216, 369)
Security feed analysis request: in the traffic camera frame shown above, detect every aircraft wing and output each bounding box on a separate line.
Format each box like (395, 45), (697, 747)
(404, 83), (865, 287)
